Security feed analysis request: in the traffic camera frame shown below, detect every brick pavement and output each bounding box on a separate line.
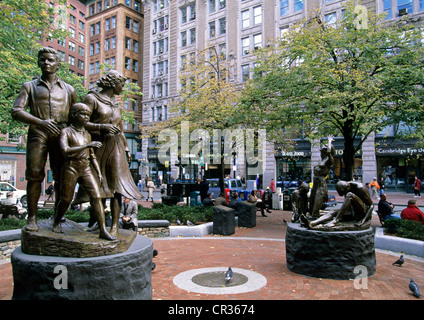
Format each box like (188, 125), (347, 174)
(1, 202), (423, 300)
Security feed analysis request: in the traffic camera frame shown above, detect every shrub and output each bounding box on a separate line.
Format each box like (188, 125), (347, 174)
(384, 218), (424, 241)
(138, 204), (213, 225)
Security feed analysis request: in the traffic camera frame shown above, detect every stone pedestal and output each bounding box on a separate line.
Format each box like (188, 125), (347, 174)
(213, 206), (235, 236)
(21, 219), (137, 258)
(285, 223), (376, 280)
(237, 201), (256, 228)
(11, 235), (153, 300)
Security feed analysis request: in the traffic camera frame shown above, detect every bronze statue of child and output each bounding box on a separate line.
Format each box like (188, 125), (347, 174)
(53, 103), (116, 241)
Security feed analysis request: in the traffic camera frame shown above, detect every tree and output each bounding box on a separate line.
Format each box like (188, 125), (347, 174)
(238, 1), (424, 181)
(0, 0), (86, 137)
(142, 47), (242, 193)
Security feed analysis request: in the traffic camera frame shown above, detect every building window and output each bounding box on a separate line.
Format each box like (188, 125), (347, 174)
(242, 64), (250, 82)
(125, 37), (131, 50)
(242, 10), (249, 28)
(111, 16), (117, 28)
(280, 0), (289, 16)
(294, 0), (304, 12)
(78, 59), (84, 70)
(209, 21), (216, 38)
(95, 41), (100, 54)
(125, 57), (131, 70)
(209, 0), (216, 13)
(69, 14), (76, 25)
(78, 46), (84, 56)
(69, 41), (76, 52)
(106, 18), (111, 30)
(397, 0), (413, 15)
(133, 59), (138, 72)
(253, 34), (262, 50)
(69, 27), (76, 38)
(242, 37), (250, 55)
(181, 31), (187, 47)
(219, 17), (226, 35)
(7, 134), (20, 144)
(79, 33), (84, 43)
(105, 38), (110, 51)
(95, 61), (100, 73)
(96, 22), (100, 34)
(89, 62), (94, 74)
(181, 6), (187, 24)
(97, 1), (102, 12)
(134, 0), (141, 11)
(133, 40), (139, 53)
(253, 6), (262, 25)
(126, 17), (132, 29)
(190, 28), (196, 44)
(133, 21), (139, 33)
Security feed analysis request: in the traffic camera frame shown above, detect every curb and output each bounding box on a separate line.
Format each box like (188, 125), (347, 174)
(374, 227), (424, 258)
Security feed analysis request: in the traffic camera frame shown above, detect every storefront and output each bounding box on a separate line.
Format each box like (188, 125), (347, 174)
(376, 138), (424, 192)
(276, 140), (312, 183)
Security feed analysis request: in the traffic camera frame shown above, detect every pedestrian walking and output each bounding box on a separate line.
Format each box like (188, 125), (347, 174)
(369, 177), (380, 200)
(413, 176), (421, 198)
(147, 178), (155, 202)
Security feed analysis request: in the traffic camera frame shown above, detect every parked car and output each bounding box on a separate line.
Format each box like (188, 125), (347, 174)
(206, 178), (244, 200)
(0, 182), (27, 207)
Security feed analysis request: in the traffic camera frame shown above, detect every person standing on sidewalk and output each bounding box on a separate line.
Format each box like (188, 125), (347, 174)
(413, 176), (421, 198)
(369, 177), (380, 200)
(147, 178), (155, 202)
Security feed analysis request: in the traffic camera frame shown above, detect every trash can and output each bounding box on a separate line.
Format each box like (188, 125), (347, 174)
(189, 191), (201, 206)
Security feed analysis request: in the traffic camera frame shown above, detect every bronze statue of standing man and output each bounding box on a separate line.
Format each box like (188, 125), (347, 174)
(11, 47), (76, 232)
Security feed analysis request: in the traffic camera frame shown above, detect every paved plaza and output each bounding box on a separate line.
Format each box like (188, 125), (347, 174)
(1, 191), (423, 301)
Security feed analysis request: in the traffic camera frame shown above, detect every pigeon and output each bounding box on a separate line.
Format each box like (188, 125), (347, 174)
(392, 255), (404, 267)
(225, 267), (233, 283)
(176, 218), (181, 225)
(153, 249), (158, 258)
(187, 220), (194, 226)
(283, 219), (288, 224)
(409, 279), (421, 298)
(152, 262), (156, 271)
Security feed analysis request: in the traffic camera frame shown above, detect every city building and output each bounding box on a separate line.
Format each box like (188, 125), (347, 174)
(141, 0), (424, 191)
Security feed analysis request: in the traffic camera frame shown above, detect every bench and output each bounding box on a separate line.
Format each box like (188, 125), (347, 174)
(43, 201), (55, 209)
(0, 203), (23, 219)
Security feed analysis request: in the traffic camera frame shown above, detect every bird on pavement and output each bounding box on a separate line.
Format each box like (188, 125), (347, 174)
(176, 218), (181, 225)
(409, 279), (421, 298)
(225, 267), (233, 283)
(153, 249), (158, 258)
(283, 219), (288, 224)
(187, 220), (194, 226)
(392, 255), (404, 267)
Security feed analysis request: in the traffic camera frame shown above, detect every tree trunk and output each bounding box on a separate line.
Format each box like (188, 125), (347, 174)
(342, 133), (355, 182)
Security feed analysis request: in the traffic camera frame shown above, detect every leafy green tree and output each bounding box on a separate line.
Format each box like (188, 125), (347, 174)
(238, 1), (424, 180)
(142, 48), (241, 192)
(0, 0), (86, 137)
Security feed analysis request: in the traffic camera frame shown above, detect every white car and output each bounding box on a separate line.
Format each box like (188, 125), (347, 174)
(0, 182), (27, 207)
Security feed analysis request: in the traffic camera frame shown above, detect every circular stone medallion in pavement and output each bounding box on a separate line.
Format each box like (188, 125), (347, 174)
(173, 267), (267, 295)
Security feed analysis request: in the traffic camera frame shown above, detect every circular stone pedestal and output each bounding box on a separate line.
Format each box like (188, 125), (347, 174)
(11, 235), (153, 300)
(285, 223), (376, 280)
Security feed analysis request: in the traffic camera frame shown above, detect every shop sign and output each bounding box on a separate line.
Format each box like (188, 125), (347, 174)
(377, 147), (424, 156)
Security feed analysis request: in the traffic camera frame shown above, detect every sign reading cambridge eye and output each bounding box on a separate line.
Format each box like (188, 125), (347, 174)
(376, 147), (424, 156)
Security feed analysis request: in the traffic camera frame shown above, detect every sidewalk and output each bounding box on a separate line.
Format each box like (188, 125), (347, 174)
(1, 205), (423, 300)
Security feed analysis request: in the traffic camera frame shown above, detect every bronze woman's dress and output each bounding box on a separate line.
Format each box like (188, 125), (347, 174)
(75, 91), (142, 202)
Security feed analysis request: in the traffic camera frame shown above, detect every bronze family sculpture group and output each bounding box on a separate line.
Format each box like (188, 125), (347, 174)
(12, 47), (142, 241)
(291, 136), (374, 231)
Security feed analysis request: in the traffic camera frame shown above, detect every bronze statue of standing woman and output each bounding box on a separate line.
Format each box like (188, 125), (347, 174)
(74, 70), (143, 237)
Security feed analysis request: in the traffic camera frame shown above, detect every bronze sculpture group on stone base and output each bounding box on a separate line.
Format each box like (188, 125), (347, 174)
(290, 136), (373, 232)
(12, 47), (143, 258)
